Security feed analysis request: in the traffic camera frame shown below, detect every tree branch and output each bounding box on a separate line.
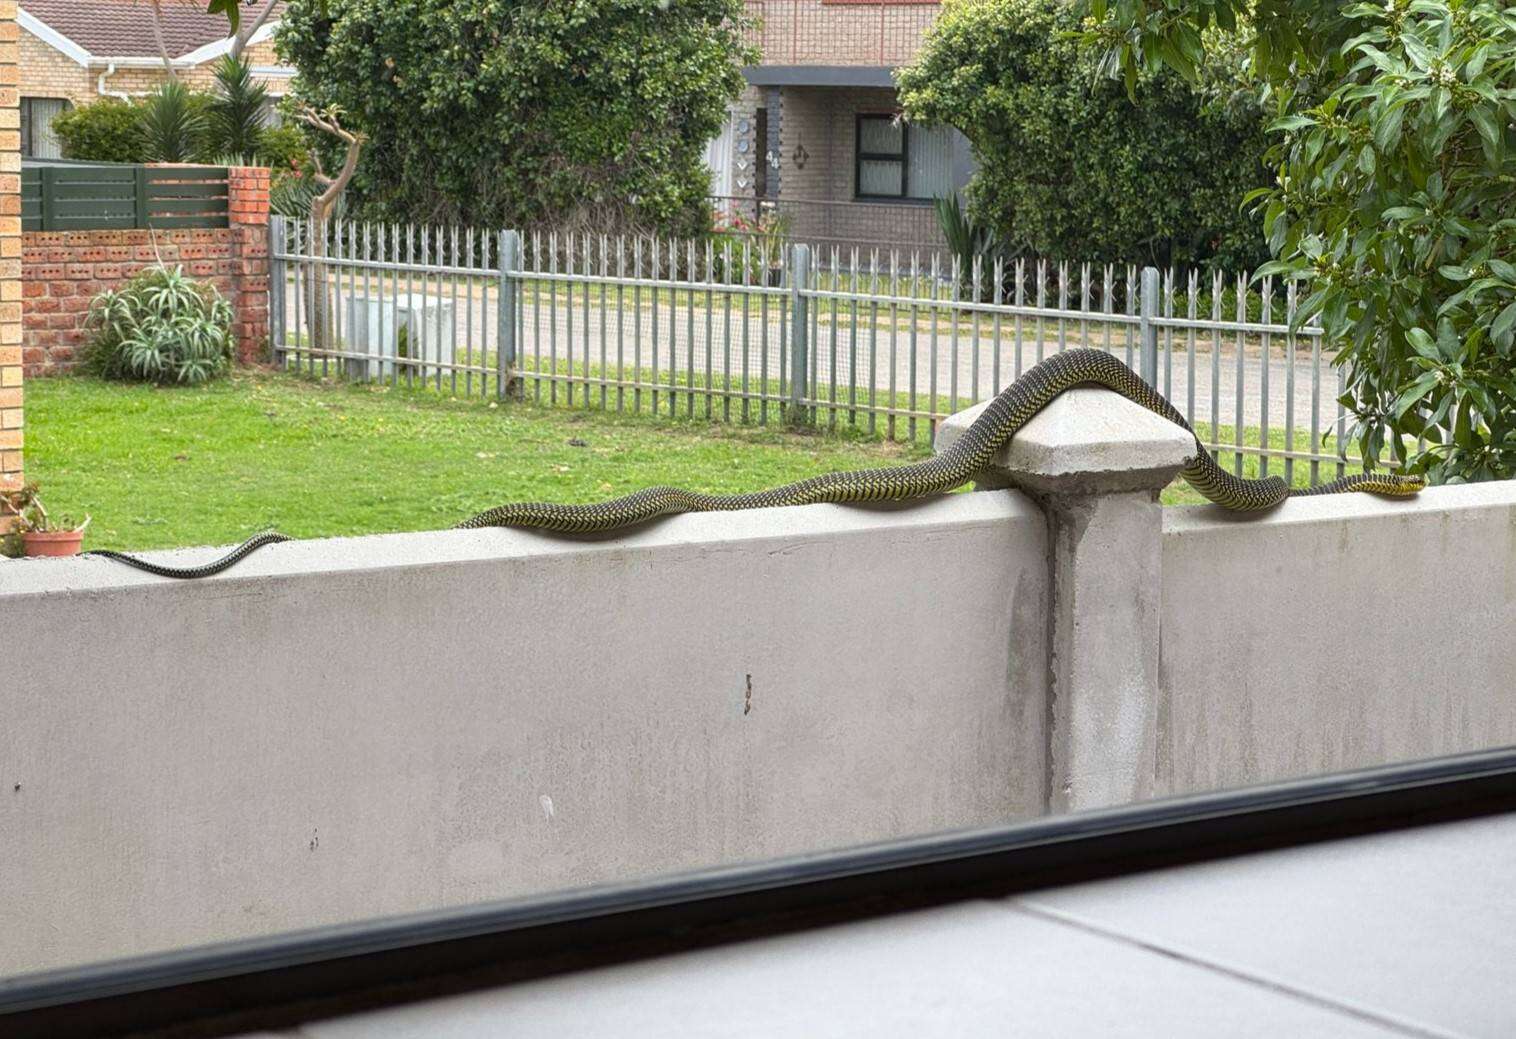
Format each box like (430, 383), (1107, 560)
(297, 104), (367, 214)
(230, 0), (282, 62)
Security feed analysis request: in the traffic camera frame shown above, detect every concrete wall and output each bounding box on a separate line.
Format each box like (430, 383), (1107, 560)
(1157, 483), (1516, 795)
(0, 494), (1050, 974)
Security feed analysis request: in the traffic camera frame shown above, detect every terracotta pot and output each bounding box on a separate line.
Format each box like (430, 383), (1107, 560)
(22, 529), (84, 557)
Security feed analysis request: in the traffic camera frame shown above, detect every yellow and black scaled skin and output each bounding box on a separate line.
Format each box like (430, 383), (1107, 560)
(457, 348), (1424, 533)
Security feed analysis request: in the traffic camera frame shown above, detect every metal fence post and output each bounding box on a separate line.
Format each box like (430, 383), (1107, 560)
(788, 242), (811, 425)
(268, 213), (284, 363)
(498, 229), (520, 400)
(1138, 265), (1160, 387)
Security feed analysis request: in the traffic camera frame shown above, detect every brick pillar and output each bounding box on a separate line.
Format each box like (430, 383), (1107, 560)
(227, 165), (271, 364)
(0, 0), (20, 519)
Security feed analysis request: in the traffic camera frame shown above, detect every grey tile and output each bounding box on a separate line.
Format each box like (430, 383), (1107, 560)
(1020, 813), (1516, 1039)
(300, 901), (1406, 1039)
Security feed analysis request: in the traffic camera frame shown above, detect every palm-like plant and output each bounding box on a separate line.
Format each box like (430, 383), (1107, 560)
(934, 193), (1008, 302)
(209, 56), (269, 159)
(139, 81), (207, 163)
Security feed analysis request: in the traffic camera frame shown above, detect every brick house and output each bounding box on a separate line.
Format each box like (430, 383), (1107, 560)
(715, 0), (969, 254)
(17, 0), (292, 159)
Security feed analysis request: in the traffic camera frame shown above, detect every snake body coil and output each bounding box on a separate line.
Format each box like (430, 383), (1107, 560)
(86, 349), (1422, 577)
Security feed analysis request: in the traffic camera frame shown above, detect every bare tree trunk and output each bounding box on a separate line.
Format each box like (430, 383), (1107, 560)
(148, 0), (177, 80)
(307, 201), (333, 357)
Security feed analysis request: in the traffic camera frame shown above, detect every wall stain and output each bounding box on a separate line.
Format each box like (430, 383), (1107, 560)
(744, 674), (753, 716)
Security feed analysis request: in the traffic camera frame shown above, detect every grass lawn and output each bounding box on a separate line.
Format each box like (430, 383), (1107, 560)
(20, 371), (1361, 551)
(22, 372), (929, 551)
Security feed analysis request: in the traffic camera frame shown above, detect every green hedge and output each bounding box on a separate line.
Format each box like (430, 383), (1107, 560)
(53, 98), (150, 163)
(276, 0), (752, 236)
(897, 0), (1270, 269)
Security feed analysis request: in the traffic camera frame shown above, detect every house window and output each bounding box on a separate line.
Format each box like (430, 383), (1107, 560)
(854, 115), (953, 202)
(21, 98), (71, 160)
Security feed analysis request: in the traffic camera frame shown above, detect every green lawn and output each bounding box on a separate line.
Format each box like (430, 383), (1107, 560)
(20, 371), (1361, 551)
(22, 372), (929, 551)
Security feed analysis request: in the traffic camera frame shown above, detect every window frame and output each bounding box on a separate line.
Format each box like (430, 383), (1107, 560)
(854, 113), (952, 205)
(20, 96), (72, 159)
(853, 113), (913, 202)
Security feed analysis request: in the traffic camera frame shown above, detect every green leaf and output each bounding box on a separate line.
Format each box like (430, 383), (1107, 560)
(1406, 327), (1440, 360)
(1392, 371), (1439, 418)
(1492, 302), (1516, 346)
(204, 0), (240, 33)
(1268, 114), (1317, 132)
(1374, 105), (1405, 153)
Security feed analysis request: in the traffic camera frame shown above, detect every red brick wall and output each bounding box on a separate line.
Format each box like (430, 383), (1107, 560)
(20, 166), (271, 375)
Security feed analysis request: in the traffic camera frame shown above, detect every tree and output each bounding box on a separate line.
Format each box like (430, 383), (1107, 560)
(897, 0), (1269, 269)
(275, 0), (752, 234)
(296, 103), (366, 352)
(1081, 0), (1516, 482)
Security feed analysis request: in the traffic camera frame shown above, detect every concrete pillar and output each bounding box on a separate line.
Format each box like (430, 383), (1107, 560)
(936, 388), (1193, 812)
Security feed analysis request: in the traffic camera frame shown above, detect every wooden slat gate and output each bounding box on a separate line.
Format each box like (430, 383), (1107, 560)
(21, 164), (229, 232)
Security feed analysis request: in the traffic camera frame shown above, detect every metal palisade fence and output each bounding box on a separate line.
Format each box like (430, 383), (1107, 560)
(269, 216), (1356, 486)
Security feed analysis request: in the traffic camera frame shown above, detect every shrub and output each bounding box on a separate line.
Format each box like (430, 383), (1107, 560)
(140, 81), (209, 163)
(52, 98), (149, 163)
(897, 0), (1269, 269)
(934, 193), (1009, 299)
(276, 0), (753, 235)
(84, 265), (234, 384)
(258, 122), (310, 175)
(207, 56), (269, 160)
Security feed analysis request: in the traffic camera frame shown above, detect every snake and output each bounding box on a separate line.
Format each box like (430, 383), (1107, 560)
(81, 348), (1423, 578)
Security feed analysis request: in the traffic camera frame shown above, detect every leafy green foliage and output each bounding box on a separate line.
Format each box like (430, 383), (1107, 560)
(1083, 0), (1516, 482)
(52, 98), (150, 163)
(934, 193), (1009, 299)
(897, 0), (1269, 269)
(208, 56), (269, 159)
(275, 0), (753, 235)
(139, 81), (209, 163)
(84, 265), (233, 385)
(259, 122), (311, 176)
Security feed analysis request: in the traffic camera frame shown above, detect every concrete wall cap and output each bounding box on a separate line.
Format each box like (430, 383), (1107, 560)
(936, 388), (1194, 494)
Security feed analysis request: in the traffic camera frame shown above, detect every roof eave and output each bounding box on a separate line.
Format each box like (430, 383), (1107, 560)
(18, 11), (279, 68)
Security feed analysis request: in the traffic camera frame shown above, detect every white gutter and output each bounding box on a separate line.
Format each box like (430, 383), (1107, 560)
(96, 61), (129, 101)
(86, 56), (193, 70)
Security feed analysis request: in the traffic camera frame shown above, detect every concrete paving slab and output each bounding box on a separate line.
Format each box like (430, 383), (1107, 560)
(290, 901), (1409, 1039)
(1020, 812), (1516, 1038)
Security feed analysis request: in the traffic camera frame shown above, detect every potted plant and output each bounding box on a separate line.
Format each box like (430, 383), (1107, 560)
(2, 482), (90, 558)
